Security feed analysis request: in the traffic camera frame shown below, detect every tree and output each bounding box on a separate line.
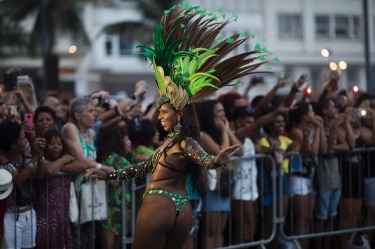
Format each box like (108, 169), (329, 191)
(0, 0), (90, 94)
(0, 12), (27, 57)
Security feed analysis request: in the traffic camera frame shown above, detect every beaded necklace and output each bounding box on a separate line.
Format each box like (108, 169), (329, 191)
(166, 130), (180, 139)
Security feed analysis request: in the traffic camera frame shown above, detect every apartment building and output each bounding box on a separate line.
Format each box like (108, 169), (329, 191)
(1, 0), (374, 99)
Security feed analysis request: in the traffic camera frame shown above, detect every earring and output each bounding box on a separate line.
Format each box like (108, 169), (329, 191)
(174, 116), (182, 131)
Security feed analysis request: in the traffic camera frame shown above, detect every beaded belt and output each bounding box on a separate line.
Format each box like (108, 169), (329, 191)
(143, 189), (189, 214)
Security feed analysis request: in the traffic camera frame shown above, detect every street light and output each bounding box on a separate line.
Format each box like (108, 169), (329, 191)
(329, 60), (347, 73)
(321, 48), (330, 58)
(321, 49), (347, 73)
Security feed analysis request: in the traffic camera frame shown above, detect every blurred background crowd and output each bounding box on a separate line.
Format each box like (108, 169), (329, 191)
(0, 0), (374, 249)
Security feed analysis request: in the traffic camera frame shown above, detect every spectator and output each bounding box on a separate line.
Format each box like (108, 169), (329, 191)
(336, 105), (371, 249)
(34, 106), (58, 136)
(355, 94), (375, 245)
(96, 123), (133, 249)
(196, 99), (244, 249)
(61, 98), (112, 249)
(258, 110), (297, 249)
(34, 129), (84, 249)
(44, 95), (66, 131)
(231, 107), (259, 244)
(312, 98), (349, 249)
(288, 102), (324, 249)
(0, 121), (46, 249)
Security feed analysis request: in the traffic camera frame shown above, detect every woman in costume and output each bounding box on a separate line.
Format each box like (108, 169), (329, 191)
(86, 3), (266, 249)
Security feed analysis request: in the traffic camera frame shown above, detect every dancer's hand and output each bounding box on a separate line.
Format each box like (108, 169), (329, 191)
(214, 144), (240, 165)
(85, 168), (108, 181)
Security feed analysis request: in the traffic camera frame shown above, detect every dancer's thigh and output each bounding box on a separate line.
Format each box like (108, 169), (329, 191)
(133, 194), (188, 249)
(164, 201), (192, 249)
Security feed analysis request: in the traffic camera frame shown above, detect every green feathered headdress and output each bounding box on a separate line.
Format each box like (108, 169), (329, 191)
(137, 2), (267, 110)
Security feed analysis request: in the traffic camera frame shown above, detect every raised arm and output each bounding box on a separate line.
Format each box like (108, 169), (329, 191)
(183, 138), (239, 169)
(61, 123), (112, 171)
(281, 73), (309, 107)
(85, 157), (153, 181)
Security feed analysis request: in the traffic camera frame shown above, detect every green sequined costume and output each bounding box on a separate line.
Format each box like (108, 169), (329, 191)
(100, 153), (131, 235)
(106, 138), (221, 214)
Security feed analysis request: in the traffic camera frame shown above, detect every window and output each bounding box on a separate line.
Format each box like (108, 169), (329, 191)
(315, 15), (362, 40)
(119, 26), (135, 56)
(105, 35), (113, 56)
(315, 15), (330, 38)
(335, 16), (349, 38)
(353, 16), (362, 39)
(278, 14), (302, 39)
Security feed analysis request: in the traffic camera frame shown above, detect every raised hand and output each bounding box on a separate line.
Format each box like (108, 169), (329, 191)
(295, 73), (310, 88)
(31, 137), (46, 158)
(277, 74), (291, 88)
(214, 144), (240, 166)
(85, 168), (108, 181)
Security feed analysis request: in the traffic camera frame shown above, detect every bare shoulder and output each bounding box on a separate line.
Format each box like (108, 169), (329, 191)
(61, 123), (77, 137)
(289, 127), (303, 140)
(61, 122), (75, 132)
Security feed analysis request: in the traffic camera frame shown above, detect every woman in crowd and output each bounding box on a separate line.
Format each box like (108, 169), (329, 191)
(335, 105), (368, 248)
(258, 110), (297, 249)
(196, 99), (244, 248)
(231, 106), (259, 244)
(128, 118), (159, 212)
(0, 120), (46, 249)
(34, 129), (84, 249)
(85, 4), (266, 249)
(96, 123), (133, 249)
(351, 95), (375, 247)
(288, 102), (325, 249)
(61, 98), (112, 248)
(34, 106), (58, 136)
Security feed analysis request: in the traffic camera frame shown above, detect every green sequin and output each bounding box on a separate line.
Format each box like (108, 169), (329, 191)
(143, 189), (189, 214)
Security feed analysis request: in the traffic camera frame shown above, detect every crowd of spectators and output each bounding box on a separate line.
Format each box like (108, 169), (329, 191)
(0, 67), (375, 249)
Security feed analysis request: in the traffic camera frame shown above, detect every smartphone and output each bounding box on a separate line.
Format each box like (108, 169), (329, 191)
(354, 108), (366, 117)
(24, 113), (34, 130)
(3, 73), (17, 91)
(328, 78), (338, 91)
(132, 115), (142, 131)
(10, 106), (17, 116)
(17, 75), (29, 85)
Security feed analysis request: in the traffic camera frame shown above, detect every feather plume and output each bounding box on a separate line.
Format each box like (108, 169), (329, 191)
(137, 4), (268, 108)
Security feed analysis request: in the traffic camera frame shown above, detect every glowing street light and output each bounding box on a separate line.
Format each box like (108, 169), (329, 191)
(338, 61), (347, 70)
(329, 62), (338, 71)
(69, 45), (77, 54)
(321, 48), (330, 58)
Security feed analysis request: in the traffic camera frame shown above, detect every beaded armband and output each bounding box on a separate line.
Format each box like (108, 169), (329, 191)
(184, 138), (220, 169)
(105, 158), (153, 180)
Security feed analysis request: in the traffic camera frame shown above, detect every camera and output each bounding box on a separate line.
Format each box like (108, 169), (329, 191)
(17, 75), (29, 85)
(98, 97), (110, 110)
(2, 69), (28, 91)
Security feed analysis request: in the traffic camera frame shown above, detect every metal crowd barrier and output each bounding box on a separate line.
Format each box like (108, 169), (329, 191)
(5, 148), (375, 249)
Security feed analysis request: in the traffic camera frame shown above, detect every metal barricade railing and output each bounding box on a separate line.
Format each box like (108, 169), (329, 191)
(215, 153), (278, 249)
(5, 147), (375, 249)
(280, 147), (375, 249)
